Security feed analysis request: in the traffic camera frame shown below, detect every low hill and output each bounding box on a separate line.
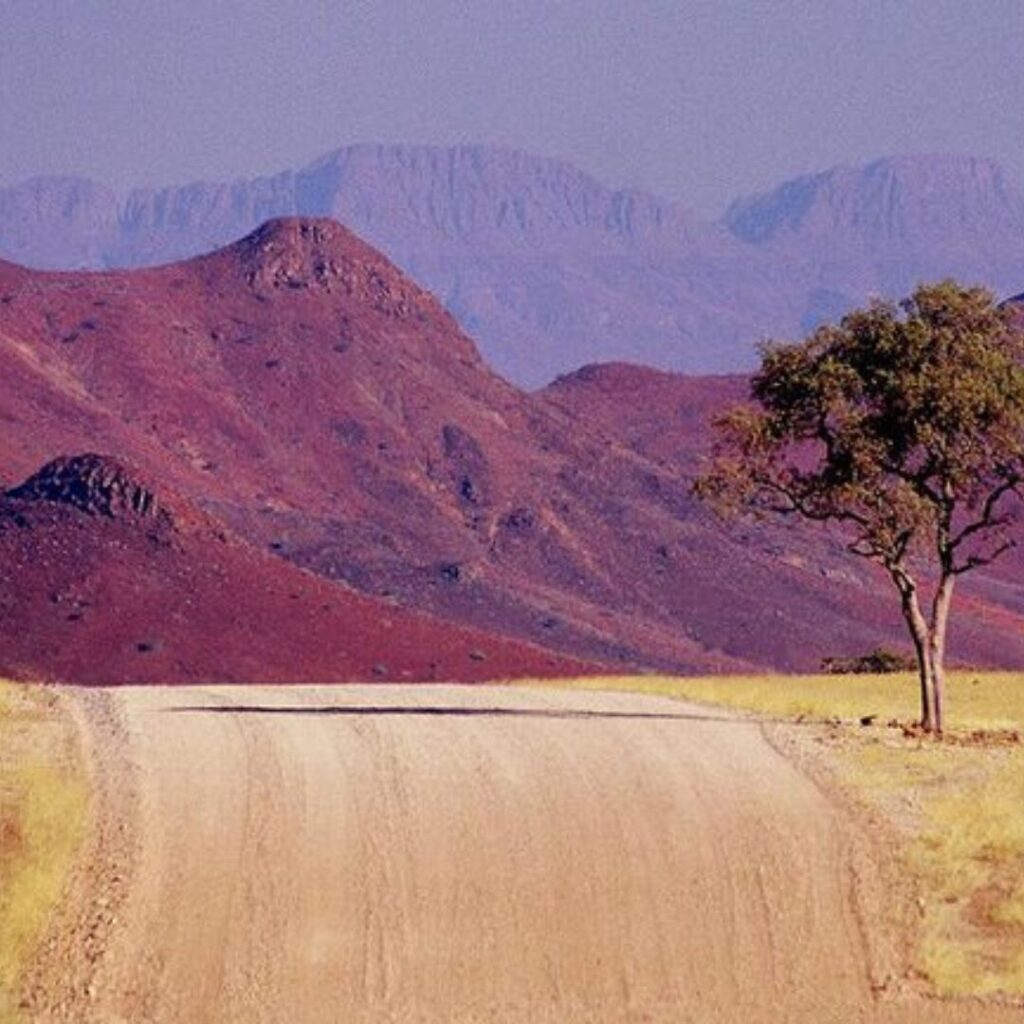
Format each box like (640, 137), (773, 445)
(0, 454), (593, 684)
(541, 363), (747, 468)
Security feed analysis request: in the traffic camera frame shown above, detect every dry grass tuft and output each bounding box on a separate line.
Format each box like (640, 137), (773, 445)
(0, 682), (86, 1023)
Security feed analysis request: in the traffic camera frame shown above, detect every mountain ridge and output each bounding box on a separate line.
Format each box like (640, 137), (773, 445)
(8, 145), (1020, 385)
(725, 153), (1021, 242)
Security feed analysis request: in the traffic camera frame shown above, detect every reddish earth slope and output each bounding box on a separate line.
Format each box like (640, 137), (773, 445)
(541, 363), (748, 468)
(2, 217), (1023, 676)
(541, 361), (1024, 663)
(0, 455), (594, 684)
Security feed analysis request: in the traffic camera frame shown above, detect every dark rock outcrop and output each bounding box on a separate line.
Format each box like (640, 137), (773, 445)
(6, 454), (164, 520)
(0, 453), (600, 685)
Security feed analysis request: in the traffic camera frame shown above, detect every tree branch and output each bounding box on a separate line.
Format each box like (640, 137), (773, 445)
(753, 474), (874, 530)
(952, 537), (1017, 574)
(951, 476), (1021, 550)
(880, 456), (944, 508)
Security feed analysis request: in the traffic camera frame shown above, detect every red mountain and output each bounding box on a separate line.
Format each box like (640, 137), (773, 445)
(2, 217), (1023, 680)
(541, 361), (1024, 667)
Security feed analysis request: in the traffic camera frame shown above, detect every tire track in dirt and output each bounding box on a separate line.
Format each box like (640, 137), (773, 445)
(28, 684), (1024, 1023)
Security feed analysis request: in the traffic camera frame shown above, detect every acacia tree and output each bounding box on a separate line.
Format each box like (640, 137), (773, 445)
(694, 282), (1024, 735)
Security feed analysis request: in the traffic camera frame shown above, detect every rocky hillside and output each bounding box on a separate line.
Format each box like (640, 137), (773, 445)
(4, 217), (1024, 678)
(0, 453), (595, 684)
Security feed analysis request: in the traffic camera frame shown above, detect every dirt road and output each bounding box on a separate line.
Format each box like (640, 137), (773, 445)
(24, 685), (1023, 1022)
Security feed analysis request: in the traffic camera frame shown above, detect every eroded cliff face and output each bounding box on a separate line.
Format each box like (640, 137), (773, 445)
(724, 154), (1024, 330)
(726, 155), (1024, 248)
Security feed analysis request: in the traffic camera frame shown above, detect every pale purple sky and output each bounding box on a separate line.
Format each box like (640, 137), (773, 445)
(1, 0), (1022, 215)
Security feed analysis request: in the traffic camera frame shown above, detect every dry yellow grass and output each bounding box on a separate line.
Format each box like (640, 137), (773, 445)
(0, 683), (86, 1023)
(545, 671), (1024, 999)
(548, 670), (1024, 730)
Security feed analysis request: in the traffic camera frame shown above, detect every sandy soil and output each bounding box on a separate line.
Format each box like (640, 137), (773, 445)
(21, 685), (1024, 1023)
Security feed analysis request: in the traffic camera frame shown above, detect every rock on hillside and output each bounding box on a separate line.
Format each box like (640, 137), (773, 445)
(8, 453), (166, 520)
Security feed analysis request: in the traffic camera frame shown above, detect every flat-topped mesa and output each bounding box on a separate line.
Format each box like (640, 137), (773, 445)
(229, 217), (433, 319)
(5, 453), (168, 522)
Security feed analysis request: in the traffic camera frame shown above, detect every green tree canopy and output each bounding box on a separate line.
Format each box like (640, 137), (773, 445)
(695, 281), (1024, 734)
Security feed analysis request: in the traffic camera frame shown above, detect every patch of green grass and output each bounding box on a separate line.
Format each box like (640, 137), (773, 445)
(0, 683), (87, 1023)
(546, 671), (1024, 999)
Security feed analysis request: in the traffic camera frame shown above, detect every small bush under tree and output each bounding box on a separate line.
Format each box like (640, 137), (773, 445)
(820, 647), (917, 675)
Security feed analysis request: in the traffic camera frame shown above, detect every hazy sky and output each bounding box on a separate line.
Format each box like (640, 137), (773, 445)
(1, 0), (1022, 216)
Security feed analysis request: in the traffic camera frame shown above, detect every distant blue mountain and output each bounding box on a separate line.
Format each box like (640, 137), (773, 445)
(725, 154), (1024, 310)
(2, 146), (1022, 385)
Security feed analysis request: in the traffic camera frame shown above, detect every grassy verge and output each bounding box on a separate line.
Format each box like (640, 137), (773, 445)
(545, 671), (1024, 999)
(0, 682), (87, 1023)
(549, 670), (1024, 730)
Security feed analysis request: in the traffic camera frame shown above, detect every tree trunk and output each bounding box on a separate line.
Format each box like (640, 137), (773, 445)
(896, 575), (938, 733)
(917, 652), (937, 734)
(892, 569), (955, 736)
(928, 573), (955, 737)
(930, 652), (945, 737)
